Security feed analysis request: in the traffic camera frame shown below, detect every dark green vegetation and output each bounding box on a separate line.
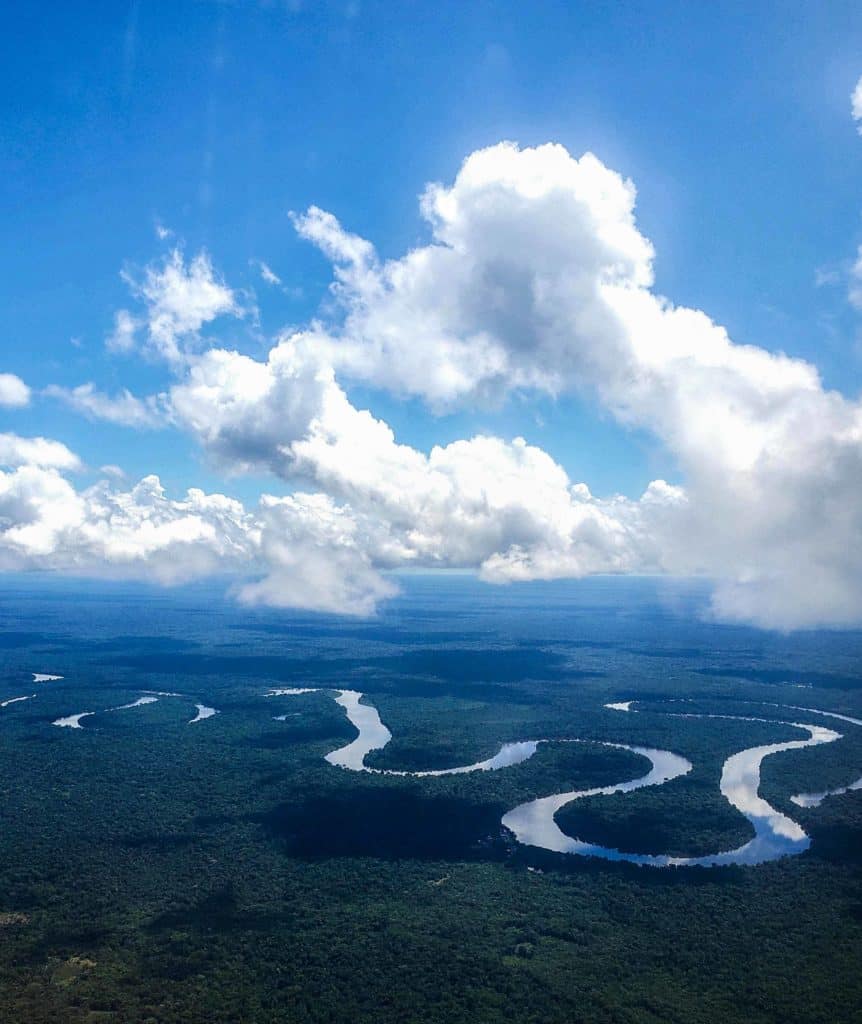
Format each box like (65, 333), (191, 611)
(0, 575), (860, 1023)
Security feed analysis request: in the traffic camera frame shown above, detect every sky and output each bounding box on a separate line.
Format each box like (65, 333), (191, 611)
(1, 1), (862, 629)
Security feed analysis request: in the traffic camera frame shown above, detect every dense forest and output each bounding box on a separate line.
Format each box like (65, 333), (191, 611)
(0, 576), (860, 1023)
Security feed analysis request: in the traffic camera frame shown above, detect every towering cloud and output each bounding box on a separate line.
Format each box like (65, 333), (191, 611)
(177, 143), (859, 628)
(26, 142), (862, 628)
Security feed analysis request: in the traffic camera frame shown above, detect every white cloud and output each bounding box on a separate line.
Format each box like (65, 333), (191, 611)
(169, 336), (673, 592)
(256, 260), (282, 286)
(70, 475), (257, 583)
(0, 427), (659, 617)
(0, 445), (395, 613)
(0, 373), (31, 408)
(293, 206), (377, 275)
(0, 468), (256, 581)
(169, 339), (333, 475)
(0, 466), (86, 558)
(238, 492), (398, 615)
(294, 145), (654, 407)
(121, 249), (242, 363)
(288, 391), (665, 580)
(0, 434), (81, 471)
(106, 309), (139, 353)
(170, 142), (862, 629)
(45, 383), (165, 429)
(852, 74), (862, 133)
(7, 142), (862, 629)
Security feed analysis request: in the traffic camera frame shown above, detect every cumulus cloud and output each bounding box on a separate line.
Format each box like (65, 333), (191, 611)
(0, 466), (86, 558)
(294, 146), (653, 407)
(238, 493), (398, 615)
(0, 467), (255, 581)
(5, 142), (862, 629)
(0, 450), (397, 614)
(168, 333), (677, 592)
(121, 249), (242, 363)
(45, 383), (165, 429)
(0, 374), (30, 408)
(0, 434), (81, 471)
(169, 339), (334, 475)
(853, 74), (862, 133)
(0, 426), (659, 617)
(169, 142), (862, 628)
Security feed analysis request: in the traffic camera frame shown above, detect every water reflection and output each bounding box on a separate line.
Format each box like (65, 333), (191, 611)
(53, 695), (159, 730)
(502, 744), (693, 863)
(0, 694), (36, 708)
(189, 704), (218, 724)
(323, 689), (539, 776)
(791, 776), (862, 808)
(270, 688), (860, 867)
(53, 711), (96, 729)
(325, 690), (392, 770)
(604, 701), (633, 712)
(503, 720), (842, 867)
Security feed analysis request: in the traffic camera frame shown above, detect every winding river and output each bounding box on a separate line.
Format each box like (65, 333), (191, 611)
(53, 695), (159, 729)
(49, 693), (221, 728)
(268, 687), (862, 868)
(270, 688), (541, 776)
(783, 706), (862, 808)
(504, 711), (840, 867)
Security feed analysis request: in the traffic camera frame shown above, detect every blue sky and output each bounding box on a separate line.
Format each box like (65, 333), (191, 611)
(1, 2), (862, 628)
(3, 1), (862, 492)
